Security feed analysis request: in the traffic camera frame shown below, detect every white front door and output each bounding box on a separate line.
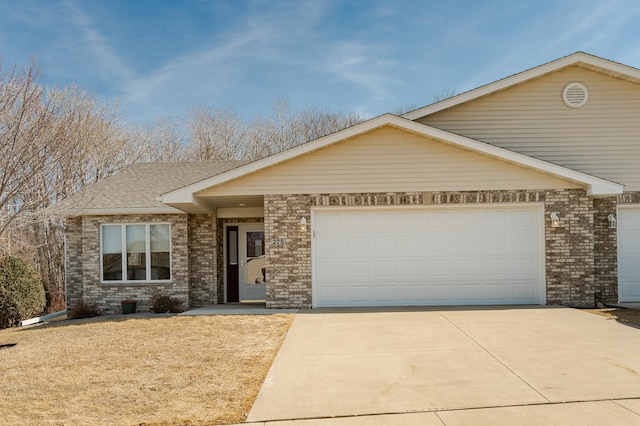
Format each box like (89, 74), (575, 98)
(239, 223), (266, 301)
(618, 207), (640, 301)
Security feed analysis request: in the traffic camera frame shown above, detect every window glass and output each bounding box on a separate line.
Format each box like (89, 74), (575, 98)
(126, 225), (147, 280)
(102, 225), (122, 281)
(246, 232), (264, 257)
(101, 224), (171, 282)
(150, 224), (171, 280)
(229, 230), (238, 265)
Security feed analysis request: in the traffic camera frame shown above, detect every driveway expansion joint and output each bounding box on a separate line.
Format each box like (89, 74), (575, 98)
(436, 311), (552, 403)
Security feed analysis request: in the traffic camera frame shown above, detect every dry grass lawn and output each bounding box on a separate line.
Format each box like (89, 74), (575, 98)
(0, 314), (293, 426)
(585, 308), (640, 328)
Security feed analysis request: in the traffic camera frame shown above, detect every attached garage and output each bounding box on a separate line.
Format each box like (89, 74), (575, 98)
(618, 206), (640, 302)
(312, 206), (545, 307)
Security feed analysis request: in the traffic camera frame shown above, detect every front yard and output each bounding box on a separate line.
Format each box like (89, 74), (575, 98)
(0, 314), (293, 426)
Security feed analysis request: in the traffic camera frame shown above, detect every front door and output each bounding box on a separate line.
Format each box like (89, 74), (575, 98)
(239, 224), (266, 301)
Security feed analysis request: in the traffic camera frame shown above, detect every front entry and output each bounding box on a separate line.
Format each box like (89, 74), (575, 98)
(226, 223), (266, 302)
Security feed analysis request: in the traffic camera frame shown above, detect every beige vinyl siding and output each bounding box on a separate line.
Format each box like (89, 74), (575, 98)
(197, 126), (580, 197)
(418, 67), (640, 190)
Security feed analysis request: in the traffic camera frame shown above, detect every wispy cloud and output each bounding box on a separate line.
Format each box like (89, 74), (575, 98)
(116, 1), (397, 121)
(61, 0), (136, 84)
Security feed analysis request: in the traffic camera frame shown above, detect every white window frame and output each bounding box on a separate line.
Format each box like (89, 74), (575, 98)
(100, 223), (172, 284)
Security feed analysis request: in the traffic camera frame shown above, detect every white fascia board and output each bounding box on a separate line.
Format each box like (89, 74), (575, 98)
(403, 52), (640, 120)
(160, 114), (400, 204)
(161, 114), (623, 203)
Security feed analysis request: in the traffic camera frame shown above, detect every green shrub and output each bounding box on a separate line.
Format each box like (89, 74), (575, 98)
(68, 300), (101, 319)
(150, 291), (184, 313)
(0, 256), (46, 328)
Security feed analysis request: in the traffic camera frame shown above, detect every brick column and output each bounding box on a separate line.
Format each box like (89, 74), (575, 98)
(545, 189), (595, 307)
(264, 194), (312, 308)
(65, 216), (83, 309)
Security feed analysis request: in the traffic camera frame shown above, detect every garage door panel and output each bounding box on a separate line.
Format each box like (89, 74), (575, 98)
(371, 235), (397, 253)
(426, 234), (454, 253)
(427, 259), (455, 276)
(374, 261), (397, 277)
(399, 260), (425, 277)
(344, 214), (371, 232)
(372, 285), (397, 302)
(400, 285), (425, 301)
(455, 258), (482, 275)
(512, 282), (538, 301)
(345, 285), (370, 303)
(618, 208), (640, 302)
(314, 207), (543, 307)
(396, 212), (424, 231)
(345, 261), (370, 278)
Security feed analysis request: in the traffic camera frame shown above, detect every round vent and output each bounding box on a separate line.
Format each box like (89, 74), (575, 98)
(562, 82), (588, 108)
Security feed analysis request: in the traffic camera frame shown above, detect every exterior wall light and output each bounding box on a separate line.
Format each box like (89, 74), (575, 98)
(550, 212), (560, 228)
(300, 217), (308, 231)
(608, 214), (617, 229)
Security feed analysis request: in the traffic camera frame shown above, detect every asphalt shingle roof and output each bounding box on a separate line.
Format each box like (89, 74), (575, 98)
(55, 161), (248, 214)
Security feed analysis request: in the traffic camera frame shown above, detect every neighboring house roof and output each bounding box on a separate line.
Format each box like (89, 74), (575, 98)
(56, 161), (247, 216)
(160, 114), (623, 213)
(402, 52), (640, 120)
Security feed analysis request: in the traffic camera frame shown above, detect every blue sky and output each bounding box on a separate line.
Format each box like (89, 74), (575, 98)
(1, 0), (640, 124)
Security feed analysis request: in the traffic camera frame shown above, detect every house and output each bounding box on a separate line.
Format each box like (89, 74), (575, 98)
(62, 52), (640, 314)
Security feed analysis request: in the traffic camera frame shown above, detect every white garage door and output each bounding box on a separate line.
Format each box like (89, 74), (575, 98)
(618, 207), (640, 302)
(313, 207), (544, 307)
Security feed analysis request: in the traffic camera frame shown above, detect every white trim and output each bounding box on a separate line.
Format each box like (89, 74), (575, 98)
(310, 204), (546, 308)
(99, 223), (173, 284)
(161, 115), (622, 206)
(402, 52), (640, 120)
(616, 204), (640, 303)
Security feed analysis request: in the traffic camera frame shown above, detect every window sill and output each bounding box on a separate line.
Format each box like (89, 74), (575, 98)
(100, 281), (173, 286)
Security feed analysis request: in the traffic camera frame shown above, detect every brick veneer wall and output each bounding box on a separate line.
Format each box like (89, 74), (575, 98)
(188, 214), (217, 307)
(66, 214), (189, 314)
(264, 189), (602, 309)
(65, 217), (83, 308)
(594, 197), (618, 304)
(264, 196), (312, 308)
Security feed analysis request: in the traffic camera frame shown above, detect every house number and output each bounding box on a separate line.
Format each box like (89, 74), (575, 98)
(271, 238), (286, 246)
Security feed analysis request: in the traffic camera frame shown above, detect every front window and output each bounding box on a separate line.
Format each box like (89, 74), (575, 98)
(101, 224), (171, 282)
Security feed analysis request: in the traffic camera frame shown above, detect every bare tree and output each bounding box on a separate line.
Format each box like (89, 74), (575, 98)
(432, 88), (457, 102)
(0, 59), (66, 238)
(142, 115), (187, 162)
(0, 68), (144, 311)
(242, 97), (365, 159)
(187, 105), (245, 161)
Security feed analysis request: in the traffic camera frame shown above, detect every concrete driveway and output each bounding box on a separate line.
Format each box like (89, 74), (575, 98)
(247, 306), (640, 424)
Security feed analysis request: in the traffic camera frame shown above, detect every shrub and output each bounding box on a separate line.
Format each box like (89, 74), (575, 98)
(0, 256), (47, 329)
(68, 300), (100, 319)
(150, 291), (184, 313)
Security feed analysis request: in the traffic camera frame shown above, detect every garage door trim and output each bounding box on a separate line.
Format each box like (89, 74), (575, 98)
(311, 204), (546, 308)
(617, 204), (640, 302)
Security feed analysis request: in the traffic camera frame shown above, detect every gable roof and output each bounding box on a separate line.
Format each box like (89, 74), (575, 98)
(160, 114), (622, 211)
(55, 161), (248, 216)
(402, 52), (640, 120)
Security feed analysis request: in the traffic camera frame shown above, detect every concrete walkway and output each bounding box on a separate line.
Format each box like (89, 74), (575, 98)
(179, 302), (298, 316)
(246, 306), (640, 424)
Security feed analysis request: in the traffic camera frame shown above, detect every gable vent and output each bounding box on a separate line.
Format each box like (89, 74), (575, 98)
(562, 82), (588, 108)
